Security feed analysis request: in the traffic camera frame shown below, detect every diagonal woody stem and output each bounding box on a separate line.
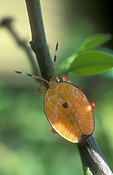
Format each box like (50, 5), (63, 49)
(78, 135), (113, 175)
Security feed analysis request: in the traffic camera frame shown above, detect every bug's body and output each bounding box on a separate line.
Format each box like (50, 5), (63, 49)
(15, 43), (95, 143)
(44, 81), (94, 143)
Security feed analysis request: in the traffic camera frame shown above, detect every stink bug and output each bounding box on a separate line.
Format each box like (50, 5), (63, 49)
(15, 43), (95, 143)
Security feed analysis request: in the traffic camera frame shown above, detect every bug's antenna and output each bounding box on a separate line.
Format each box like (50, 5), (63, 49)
(15, 71), (49, 85)
(54, 42), (58, 63)
(52, 42), (58, 81)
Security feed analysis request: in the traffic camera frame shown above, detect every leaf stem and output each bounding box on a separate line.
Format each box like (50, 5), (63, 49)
(0, 17), (39, 76)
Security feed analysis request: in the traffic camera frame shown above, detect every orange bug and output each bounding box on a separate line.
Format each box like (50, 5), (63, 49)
(15, 43), (95, 143)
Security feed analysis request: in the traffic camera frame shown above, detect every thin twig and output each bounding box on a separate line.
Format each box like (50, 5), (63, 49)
(0, 17), (39, 76)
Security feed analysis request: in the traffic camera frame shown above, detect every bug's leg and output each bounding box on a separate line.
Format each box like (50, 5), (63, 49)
(51, 128), (57, 134)
(90, 103), (96, 111)
(38, 81), (46, 93)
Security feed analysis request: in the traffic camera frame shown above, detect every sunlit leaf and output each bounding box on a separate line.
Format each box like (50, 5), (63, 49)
(69, 50), (113, 76)
(85, 167), (93, 175)
(80, 34), (112, 52)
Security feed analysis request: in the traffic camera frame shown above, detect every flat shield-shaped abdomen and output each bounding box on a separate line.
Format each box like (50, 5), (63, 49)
(44, 82), (94, 143)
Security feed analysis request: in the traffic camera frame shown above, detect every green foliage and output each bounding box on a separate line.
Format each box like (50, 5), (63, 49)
(79, 34), (112, 52)
(57, 33), (113, 77)
(85, 168), (93, 175)
(69, 50), (113, 76)
(56, 54), (76, 75)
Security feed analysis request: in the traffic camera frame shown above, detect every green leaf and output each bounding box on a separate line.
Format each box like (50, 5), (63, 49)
(80, 34), (112, 52)
(69, 50), (113, 76)
(85, 167), (93, 175)
(56, 54), (77, 75)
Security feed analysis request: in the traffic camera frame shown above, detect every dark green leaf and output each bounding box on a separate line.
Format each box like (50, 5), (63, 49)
(80, 34), (112, 52)
(69, 50), (113, 76)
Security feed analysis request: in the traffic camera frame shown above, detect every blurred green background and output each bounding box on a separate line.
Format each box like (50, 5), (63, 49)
(0, 0), (113, 174)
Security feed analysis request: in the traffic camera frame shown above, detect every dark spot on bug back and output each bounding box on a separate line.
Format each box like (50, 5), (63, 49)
(63, 102), (69, 109)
